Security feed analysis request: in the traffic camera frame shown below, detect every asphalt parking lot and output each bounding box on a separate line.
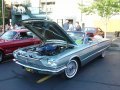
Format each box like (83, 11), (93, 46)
(0, 32), (119, 90)
(0, 50), (120, 90)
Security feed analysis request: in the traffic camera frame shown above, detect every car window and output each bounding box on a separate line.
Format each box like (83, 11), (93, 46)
(27, 32), (39, 38)
(97, 28), (102, 32)
(1, 31), (17, 40)
(19, 32), (33, 39)
(67, 32), (84, 40)
(67, 32), (84, 44)
(27, 32), (34, 38)
(84, 27), (96, 33)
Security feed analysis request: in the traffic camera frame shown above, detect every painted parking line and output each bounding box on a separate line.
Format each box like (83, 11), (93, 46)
(112, 38), (116, 41)
(1, 60), (12, 63)
(111, 37), (119, 42)
(36, 75), (52, 83)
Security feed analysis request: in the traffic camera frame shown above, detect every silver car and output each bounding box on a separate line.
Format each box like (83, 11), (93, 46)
(13, 19), (111, 79)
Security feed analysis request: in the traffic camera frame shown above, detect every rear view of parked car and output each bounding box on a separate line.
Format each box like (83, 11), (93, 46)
(84, 27), (104, 38)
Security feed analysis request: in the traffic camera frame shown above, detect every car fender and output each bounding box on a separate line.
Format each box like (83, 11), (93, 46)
(68, 55), (81, 67)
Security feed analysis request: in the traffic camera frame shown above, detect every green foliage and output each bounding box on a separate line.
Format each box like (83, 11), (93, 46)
(79, 0), (120, 18)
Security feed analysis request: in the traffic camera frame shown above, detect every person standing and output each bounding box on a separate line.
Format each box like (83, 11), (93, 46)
(68, 21), (75, 31)
(75, 22), (81, 31)
(63, 19), (69, 31)
(5, 24), (10, 31)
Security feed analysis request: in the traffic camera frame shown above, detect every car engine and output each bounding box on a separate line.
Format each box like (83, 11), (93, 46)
(23, 43), (74, 56)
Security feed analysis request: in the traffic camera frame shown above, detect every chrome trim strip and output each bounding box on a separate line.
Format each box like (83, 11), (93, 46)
(6, 53), (13, 56)
(81, 40), (110, 51)
(18, 55), (39, 61)
(14, 60), (66, 73)
(82, 45), (110, 61)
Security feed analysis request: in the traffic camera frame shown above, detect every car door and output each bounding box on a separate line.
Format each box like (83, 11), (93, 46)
(15, 32), (41, 48)
(80, 37), (98, 65)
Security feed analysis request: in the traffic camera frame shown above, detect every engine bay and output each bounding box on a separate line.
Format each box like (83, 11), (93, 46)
(23, 43), (74, 56)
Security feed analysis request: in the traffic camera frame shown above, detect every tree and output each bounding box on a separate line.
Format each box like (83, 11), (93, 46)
(79, 0), (120, 37)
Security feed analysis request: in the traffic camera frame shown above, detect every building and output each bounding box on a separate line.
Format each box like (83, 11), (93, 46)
(8, 0), (91, 26)
(5, 0), (120, 32)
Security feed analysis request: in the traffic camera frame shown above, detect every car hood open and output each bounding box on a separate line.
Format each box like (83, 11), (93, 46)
(22, 19), (76, 45)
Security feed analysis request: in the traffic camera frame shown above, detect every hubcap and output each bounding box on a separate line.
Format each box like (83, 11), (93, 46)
(65, 60), (78, 78)
(102, 51), (106, 58)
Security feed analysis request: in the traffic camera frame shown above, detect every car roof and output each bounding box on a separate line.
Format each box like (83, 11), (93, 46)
(67, 31), (84, 33)
(85, 27), (98, 28)
(84, 27), (97, 33)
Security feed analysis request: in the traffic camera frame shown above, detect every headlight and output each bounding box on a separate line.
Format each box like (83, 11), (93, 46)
(13, 53), (17, 58)
(13, 51), (18, 58)
(47, 60), (57, 67)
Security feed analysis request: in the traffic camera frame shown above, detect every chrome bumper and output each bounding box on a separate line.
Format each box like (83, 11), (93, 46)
(13, 59), (66, 74)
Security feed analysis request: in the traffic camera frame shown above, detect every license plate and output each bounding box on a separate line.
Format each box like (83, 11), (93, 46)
(25, 68), (33, 72)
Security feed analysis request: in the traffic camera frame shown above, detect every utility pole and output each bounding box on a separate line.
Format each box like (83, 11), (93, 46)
(2, 0), (5, 33)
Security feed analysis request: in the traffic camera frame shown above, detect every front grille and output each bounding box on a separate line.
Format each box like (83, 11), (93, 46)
(17, 55), (47, 69)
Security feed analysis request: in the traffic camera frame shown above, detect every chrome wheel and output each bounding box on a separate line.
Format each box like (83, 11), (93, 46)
(0, 51), (3, 62)
(65, 60), (78, 79)
(101, 51), (106, 58)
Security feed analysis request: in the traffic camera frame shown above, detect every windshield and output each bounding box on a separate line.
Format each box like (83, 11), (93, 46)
(67, 31), (85, 44)
(1, 31), (17, 40)
(84, 27), (96, 33)
(23, 20), (76, 45)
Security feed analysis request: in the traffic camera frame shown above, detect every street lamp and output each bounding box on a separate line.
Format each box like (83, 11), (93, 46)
(2, 0), (5, 33)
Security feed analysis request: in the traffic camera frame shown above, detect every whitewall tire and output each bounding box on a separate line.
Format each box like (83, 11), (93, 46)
(100, 51), (106, 58)
(64, 59), (78, 79)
